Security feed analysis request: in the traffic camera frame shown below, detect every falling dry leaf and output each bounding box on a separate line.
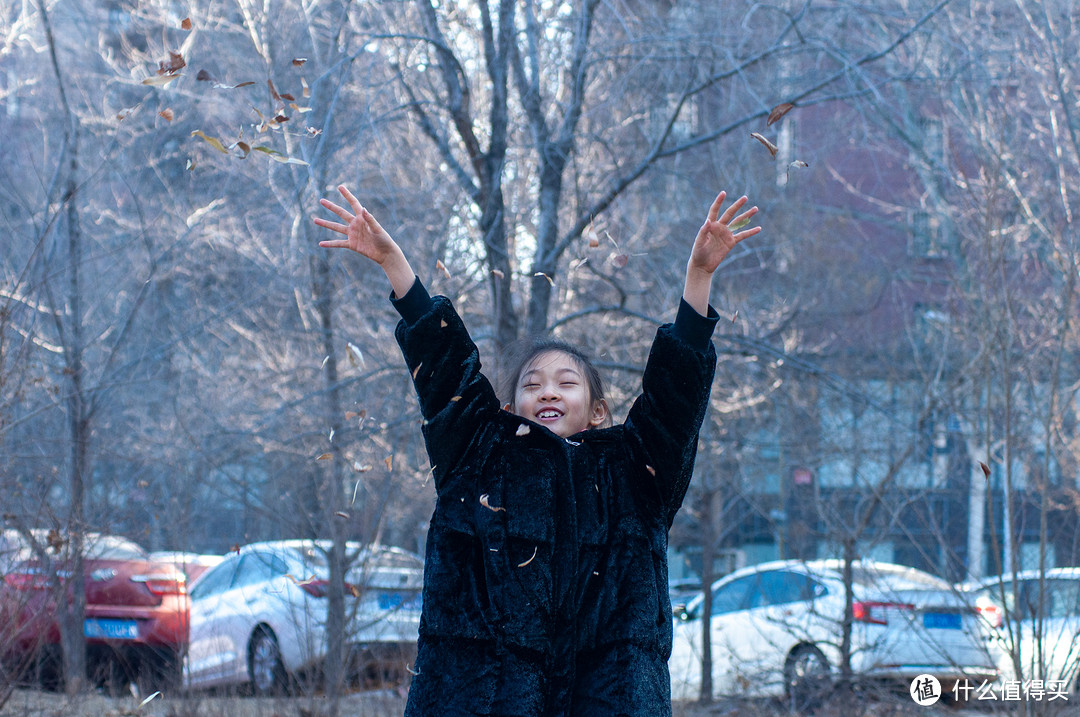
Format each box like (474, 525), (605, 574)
(293, 58), (308, 67)
(479, 494), (505, 512)
(346, 342), (365, 368)
(197, 69), (214, 82)
(142, 74), (179, 86)
(645, 465), (656, 476)
(534, 272), (554, 286)
(750, 132), (779, 158)
(116, 106), (138, 121)
(158, 108), (174, 122)
(517, 546), (538, 568)
(334, 511), (349, 519)
(252, 146), (309, 164)
(728, 215), (752, 231)
(157, 51), (186, 75)
(732, 309), (739, 322)
(384, 455), (394, 471)
(439, 319), (447, 328)
(766, 102), (795, 127)
(588, 234), (600, 248)
(180, 17), (192, 30)
(231, 140), (250, 158)
(185, 158), (196, 170)
(789, 160), (809, 170)
(268, 78), (282, 102)
(345, 411), (359, 420)
(301, 77), (311, 98)
(231, 544), (241, 554)
(191, 130), (229, 154)
(46, 529), (65, 552)
(316, 453), (333, 461)
(138, 691), (162, 709)
(491, 269), (505, 279)
(516, 424), (531, 436)
(329, 428), (335, 443)
(306, 126), (322, 137)
(450, 396), (462, 402)
(612, 254), (629, 268)
(353, 461), (371, 473)
(436, 259), (451, 279)
(979, 461), (991, 479)
(412, 363), (422, 379)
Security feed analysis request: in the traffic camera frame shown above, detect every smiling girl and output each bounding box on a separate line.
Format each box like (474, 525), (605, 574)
(316, 186), (759, 716)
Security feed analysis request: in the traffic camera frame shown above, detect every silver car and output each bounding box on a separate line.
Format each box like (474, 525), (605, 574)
(184, 540), (422, 694)
(669, 559), (998, 709)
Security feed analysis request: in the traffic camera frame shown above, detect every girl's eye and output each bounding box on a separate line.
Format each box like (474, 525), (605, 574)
(524, 383), (540, 389)
(561, 382), (578, 388)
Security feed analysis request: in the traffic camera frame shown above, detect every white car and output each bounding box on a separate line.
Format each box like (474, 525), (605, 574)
(966, 568), (1080, 694)
(184, 540), (423, 694)
(669, 559), (998, 709)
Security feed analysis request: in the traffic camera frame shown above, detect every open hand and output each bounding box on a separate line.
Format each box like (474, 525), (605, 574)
(314, 185), (399, 265)
(688, 191), (761, 275)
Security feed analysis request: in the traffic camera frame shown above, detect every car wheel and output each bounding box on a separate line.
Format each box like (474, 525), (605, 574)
(248, 627), (287, 697)
(784, 644), (830, 713)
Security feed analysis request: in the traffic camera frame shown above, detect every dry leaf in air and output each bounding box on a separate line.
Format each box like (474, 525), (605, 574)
(480, 494), (505, 512)
(180, 17), (192, 30)
(158, 108), (174, 122)
(157, 51), (186, 75)
(191, 130), (229, 154)
(517, 547), (538, 567)
(516, 424), (531, 436)
(346, 342), (365, 368)
(767, 102), (795, 127)
(612, 254), (629, 268)
(979, 461), (991, 479)
(750, 132), (779, 157)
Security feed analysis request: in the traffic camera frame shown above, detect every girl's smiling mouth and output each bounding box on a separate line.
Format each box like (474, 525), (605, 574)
(536, 408), (563, 420)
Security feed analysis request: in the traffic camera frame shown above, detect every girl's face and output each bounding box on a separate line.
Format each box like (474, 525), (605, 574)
(512, 350), (608, 438)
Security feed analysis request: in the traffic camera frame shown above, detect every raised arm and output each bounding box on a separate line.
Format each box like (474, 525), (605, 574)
(315, 184), (416, 298)
(682, 191), (761, 316)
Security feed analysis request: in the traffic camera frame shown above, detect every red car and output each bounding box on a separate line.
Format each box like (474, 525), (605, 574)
(0, 530), (188, 692)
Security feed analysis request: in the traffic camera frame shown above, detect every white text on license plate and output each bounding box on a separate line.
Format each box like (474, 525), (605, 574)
(85, 618), (139, 640)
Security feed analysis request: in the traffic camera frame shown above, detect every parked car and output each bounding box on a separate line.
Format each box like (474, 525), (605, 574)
(963, 568), (1080, 694)
(149, 551), (224, 587)
(0, 530), (188, 691)
(669, 559), (998, 709)
(184, 540), (423, 695)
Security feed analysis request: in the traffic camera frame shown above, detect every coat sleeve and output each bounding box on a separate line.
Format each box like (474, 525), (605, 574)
(623, 299), (718, 527)
(392, 278), (500, 485)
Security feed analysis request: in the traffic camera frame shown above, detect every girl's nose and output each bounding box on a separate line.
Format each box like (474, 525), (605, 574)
(539, 384), (559, 400)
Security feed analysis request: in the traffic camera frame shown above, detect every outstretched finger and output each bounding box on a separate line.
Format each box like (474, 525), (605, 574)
(707, 191), (728, 223)
(719, 195), (749, 224)
(319, 197), (354, 223)
(337, 184), (365, 214)
(729, 205), (759, 228)
(318, 238), (352, 249)
(733, 225), (763, 242)
(313, 216), (348, 235)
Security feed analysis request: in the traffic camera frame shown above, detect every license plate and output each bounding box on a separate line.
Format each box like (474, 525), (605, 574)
(85, 618), (139, 640)
(923, 612), (962, 630)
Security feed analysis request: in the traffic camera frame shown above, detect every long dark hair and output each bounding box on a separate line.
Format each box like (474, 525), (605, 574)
(500, 337), (610, 426)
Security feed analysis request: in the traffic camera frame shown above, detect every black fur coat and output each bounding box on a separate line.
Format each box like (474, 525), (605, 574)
(392, 279), (717, 716)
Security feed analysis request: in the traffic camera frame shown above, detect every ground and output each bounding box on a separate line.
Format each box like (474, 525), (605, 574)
(0, 688), (1054, 716)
